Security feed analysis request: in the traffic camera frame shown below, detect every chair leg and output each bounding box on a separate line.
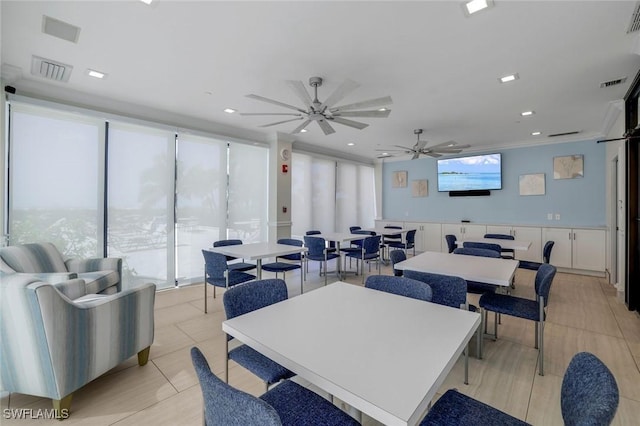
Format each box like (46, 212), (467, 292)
(477, 308), (483, 359)
(539, 297), (545, 376)
(52, 394), (73, 419)
(324, 259), (328, 285)
(224, 338), (229, 383)
(464, 343), (469, 385)
(493, 311), (498, 340)
(204, 278), (208, 314)
(137, 346), (151, 366)
(534, 322), (539, 349)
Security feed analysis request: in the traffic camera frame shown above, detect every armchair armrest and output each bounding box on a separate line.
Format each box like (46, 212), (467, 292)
(53, 278), (87, 300)
(65, 257), (122, 274)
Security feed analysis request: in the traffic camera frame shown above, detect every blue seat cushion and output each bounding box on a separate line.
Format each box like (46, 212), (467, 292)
(420, 389), (530, 426)
(228, 262), (256, 272)
(479, 293), (541, 322)
(260, 380), (360, 426)
(261, 262), (301, 273)
(228, 345), (294, 385)
(307, 253), (340, 261)
(518, 260), (543, 271)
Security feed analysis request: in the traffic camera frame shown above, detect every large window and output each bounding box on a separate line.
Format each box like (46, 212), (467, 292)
(8, 103), (103, 258)
(292, 152), (375, 236)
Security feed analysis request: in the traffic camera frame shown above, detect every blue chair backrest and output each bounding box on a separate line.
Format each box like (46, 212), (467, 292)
(303, 236), (326, 258)
(349, 226), (362, 232)
(445, 235), (457, 253)
(353, 230), (375, 235)
(560, 352), (619, 426)
(535, 263), (556, 306)
(363, 235), (382, 254)
(223, 279), (288, 321)
(403, 270), (467, 308)
(406, 229), (417, 244)
(365, 275), (432, 302)
(389, 250), (406, 276)
(305, 230), (321, 235)
(454, 247), (501, 259)
(191, 347), (281, 426)
(277, 238), (303, 261)
(462, 241), (502, 255)
(214, 239), (243, 261)
(484, 233), (515, 240)
(202, 250), (228, 280)
(543, 240), (555, 263)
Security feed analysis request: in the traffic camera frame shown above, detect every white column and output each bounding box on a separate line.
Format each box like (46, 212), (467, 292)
(268, 132), (293, 242)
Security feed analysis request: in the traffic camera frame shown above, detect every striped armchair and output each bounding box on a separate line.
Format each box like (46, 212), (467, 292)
(0, 242), (122, 296)
(0, 274), (155, 418)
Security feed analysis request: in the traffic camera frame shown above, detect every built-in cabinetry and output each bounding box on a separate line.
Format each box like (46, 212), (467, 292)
(541, 228), (606, 272)
(373, 220), (606, 274)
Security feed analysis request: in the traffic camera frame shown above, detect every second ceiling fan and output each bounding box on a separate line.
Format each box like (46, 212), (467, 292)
(240, 76), (392, 135)
(380, 129), (470, 159)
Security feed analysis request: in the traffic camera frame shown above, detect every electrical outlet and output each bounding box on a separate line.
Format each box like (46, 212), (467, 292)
(555, 213), (561, 220)
(547, 213), (553, 220)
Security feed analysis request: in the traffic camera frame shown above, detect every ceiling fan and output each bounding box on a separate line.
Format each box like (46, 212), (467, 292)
(378, 129), (470, 159)
(240, 76), (392, 135)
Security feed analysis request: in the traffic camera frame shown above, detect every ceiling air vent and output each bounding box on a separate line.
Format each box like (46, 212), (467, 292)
(42, 15), (80, 43)
(31, 55), (72, 82)
(628, 2), (640, 33)
(600, 77), (627, 88)
(548, 131), (581, 138)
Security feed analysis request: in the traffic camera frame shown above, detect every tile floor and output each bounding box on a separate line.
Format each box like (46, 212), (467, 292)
(2, 259), (639, 425)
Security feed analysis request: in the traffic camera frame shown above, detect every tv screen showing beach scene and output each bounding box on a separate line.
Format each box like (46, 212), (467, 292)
(437, 153), (502, 192)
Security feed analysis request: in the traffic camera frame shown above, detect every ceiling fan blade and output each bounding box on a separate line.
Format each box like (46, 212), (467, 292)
(286, 80), (313, 110)
(411, 152), (420, 160)
(330, 96), (393, 112)
(425, 152), (442, 158)
(319, 79), (360, 111)
(330, 117), (369, 130)
(431, 149), (463, 154)
(316, 119), (336, 135)
(259, 117), (304, 128)
(376, 148), (406, 152)
(427, 141), (457, 150)
(291, 119), (312, 134)
(332, 109), (391, 118)
(239, 112), (303, 116)
(246, 94), (306, 113)
(393, 144), (417, 151)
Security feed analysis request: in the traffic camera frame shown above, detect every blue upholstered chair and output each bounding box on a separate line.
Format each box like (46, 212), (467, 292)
(484, 233), (515, 259)
(389, 249), (407, 276)
(387, 229), (417, 256)
(402, 270), (476, 380)
(519, 240), (555, 271)
(213, 239), (256, 272)
(445, 234), (458, 253)
(365, 275), (432, 302)
(0, 274), (155, 417)
(222, 279), (294, 390)
(306, 230), (337, 252)
(304, 236), (340, 286)
(341, 229), (372, 267)
(345, 234), (382, 283)
(190, 347), (360, 426)
(0, 242), (122, 294)
(202, 250), (255, 312)
(420, 352), (618, 426)
(349, 226), (362, 232)
(479, 263), (557, 375)
(453, 247), (500, 295)
(261, 239), (304, 290)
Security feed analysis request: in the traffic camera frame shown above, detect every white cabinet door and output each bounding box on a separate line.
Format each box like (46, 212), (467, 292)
(405, 222), (426, 252)
(572, 229), (605, 271)
(486, 225), (512, 236)
(422, 223), (443, 252)
(542, 228), (572, 268)
(442, 224), (463, 241)
(513, 226), (542, 262)
(462, 224), (486, 240)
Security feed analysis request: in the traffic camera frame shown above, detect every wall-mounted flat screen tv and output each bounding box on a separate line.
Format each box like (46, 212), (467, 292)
(437, 153), (502, 192)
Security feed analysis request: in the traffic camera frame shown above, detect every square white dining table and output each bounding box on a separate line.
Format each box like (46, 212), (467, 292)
(395, 251), (519, 287)
(222, 281), (480, 426)
(461, 237), (532, 251)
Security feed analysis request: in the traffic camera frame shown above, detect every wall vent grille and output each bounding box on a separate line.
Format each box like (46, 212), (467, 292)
(628, 2), (640, 33)
(30, 56), (72, 82)
(600, 77), (627, 88)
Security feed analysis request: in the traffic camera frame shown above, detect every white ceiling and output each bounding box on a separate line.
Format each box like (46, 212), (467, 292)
(2, 1), (640, 161)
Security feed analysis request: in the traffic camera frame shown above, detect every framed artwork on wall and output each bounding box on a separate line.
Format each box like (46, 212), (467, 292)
(412, 179), (428, 197)
(392, 171), (408, 188)
(519, 173), (545, 196)
(553, 155), (584, 179)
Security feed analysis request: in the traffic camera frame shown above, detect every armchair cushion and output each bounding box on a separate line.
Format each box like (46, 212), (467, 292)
(0, 242), (67, 273)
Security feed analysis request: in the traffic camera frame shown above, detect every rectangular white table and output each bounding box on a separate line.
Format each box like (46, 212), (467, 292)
(222, 282), (480, 426)
(462, 237), (531, 251)
(207, 242), (307, 290)
(395, 251), (519, 287)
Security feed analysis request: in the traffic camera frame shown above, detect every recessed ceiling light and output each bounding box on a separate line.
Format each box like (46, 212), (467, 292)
(382, 152), (388, 156)
(378, 108), (387, 112)
(223, 108), (236, 114)
(347, 142), (355, 146)
(521, 111), (535, 116)
(464, 0), (493, 16)
(499, 73), (519, 83)
(87, 69), (106, 79)
(531, 131), (541, 136)
(140, 0), (153, 5)
(300, 129), (308, 133)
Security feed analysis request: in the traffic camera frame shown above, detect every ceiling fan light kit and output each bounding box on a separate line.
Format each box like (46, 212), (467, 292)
(241, 76), (392, 135)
